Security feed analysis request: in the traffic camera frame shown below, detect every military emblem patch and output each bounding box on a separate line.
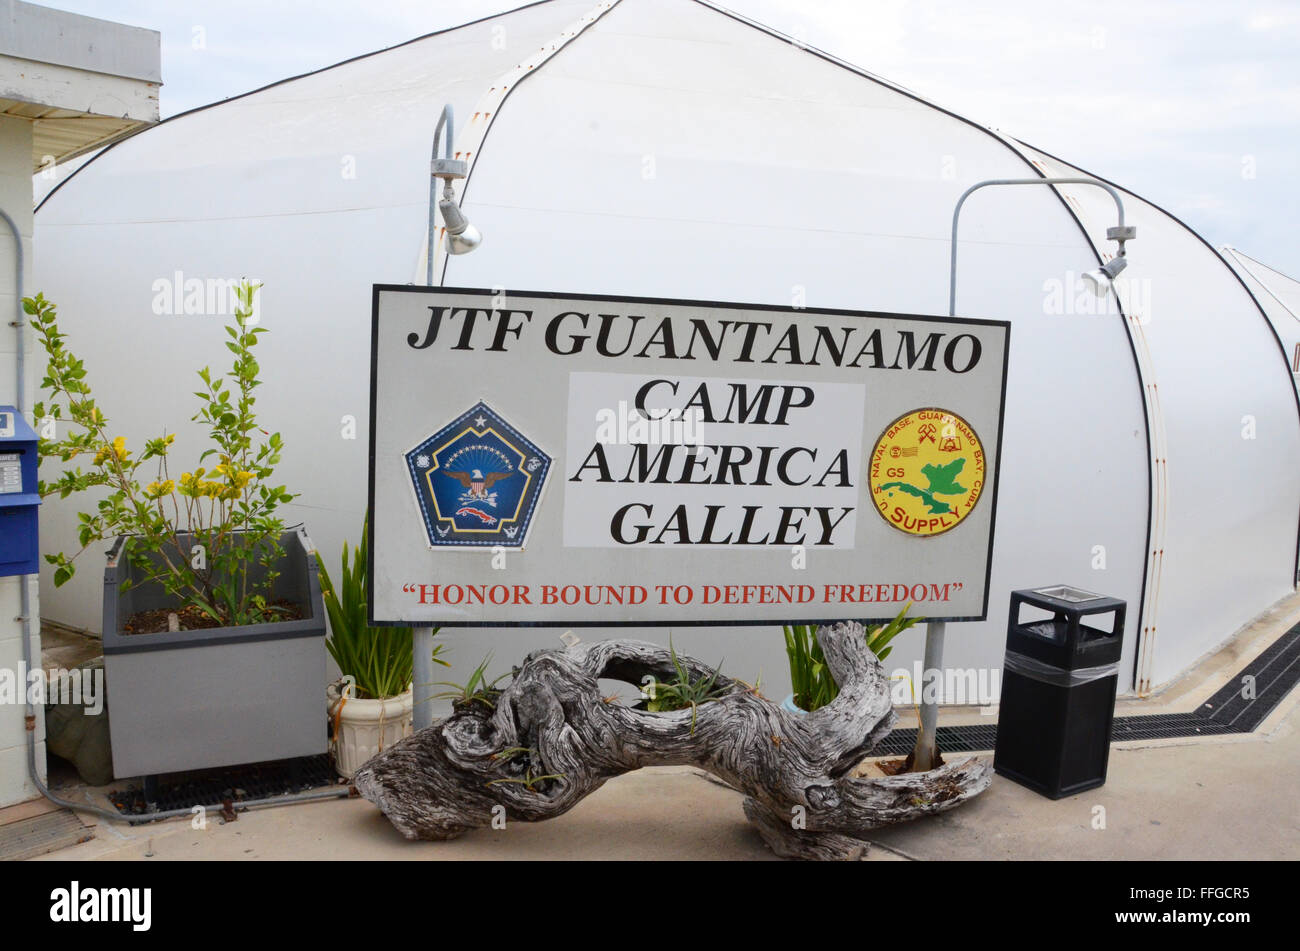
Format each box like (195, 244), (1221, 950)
(405, 401), (551, 548)
(868, 408), (986, 537)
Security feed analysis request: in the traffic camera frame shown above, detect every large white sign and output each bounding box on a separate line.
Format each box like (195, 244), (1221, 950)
(369, 287), (1009, 626)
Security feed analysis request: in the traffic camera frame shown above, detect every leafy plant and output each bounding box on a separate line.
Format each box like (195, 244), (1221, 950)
(486, 768), (565, 792)
(783, 603), (922, 712)
(641, 641), (735, 734)
(321, 512), (446, 700)
(29, 284), (297, 627)
(433, 655), (510, 710)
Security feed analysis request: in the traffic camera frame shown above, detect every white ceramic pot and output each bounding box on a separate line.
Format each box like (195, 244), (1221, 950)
(327, 680), (414, 779)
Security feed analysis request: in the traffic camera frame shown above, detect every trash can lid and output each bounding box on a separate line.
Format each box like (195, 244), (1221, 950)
(1031, 585), (1104, 604)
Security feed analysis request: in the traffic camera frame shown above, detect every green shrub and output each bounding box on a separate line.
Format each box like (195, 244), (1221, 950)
(30, 283), (295, 627)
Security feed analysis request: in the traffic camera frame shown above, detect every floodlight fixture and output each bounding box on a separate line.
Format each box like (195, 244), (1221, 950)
(427, 104), (481, 282)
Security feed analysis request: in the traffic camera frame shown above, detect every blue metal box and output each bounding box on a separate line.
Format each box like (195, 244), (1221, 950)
(0, 406), (41, 577)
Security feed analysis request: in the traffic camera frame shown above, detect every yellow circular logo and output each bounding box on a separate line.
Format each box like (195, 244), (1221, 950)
(868, 408), (986, 537)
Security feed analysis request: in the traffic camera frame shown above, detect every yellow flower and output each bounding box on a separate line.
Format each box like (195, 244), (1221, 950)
(164, 434), (175, 445)
(144, 479), (175, 499)
(93, 437), (129, 466)
(233, 471), (253, 489)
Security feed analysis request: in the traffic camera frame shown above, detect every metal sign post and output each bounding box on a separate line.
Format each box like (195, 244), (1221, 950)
(914, 176), (1135, 768)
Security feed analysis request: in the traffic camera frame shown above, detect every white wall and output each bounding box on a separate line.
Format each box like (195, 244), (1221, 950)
(30, 0), (1291, 703)
(0, 113), (44, 807)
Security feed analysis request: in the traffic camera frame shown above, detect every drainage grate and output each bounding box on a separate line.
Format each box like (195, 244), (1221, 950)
(1199, 623), (1300, 730)
(873, 622), (1300, 755)
(0, 810), (94, 860)
(873, 723), (1000, 756)
(1110, 712), (1235, 741)
(109, 753), (336, 817)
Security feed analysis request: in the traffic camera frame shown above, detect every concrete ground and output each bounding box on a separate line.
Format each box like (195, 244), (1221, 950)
(27, 593), (1300, 861)
(39, 622), (101, 671)
(34, 697), (1300, 861)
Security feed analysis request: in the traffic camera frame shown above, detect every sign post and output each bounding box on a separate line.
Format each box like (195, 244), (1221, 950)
(369, 286), (1008, 651)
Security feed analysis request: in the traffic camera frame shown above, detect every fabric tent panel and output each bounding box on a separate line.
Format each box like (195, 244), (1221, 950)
(447, 0), (1149, 691)
(555, 0), (929, 112)
(35, 0), (596, 225)
(1012, 143), (1300, 689)
(29, 0), (1277, 697)
(1236, 253), (1300, 316)
(1224, 249), (1300, 399)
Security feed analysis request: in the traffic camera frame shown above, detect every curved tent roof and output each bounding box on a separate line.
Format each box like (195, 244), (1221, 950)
(32, 0), (1300, 695)
(1223, 247), (1300, 387)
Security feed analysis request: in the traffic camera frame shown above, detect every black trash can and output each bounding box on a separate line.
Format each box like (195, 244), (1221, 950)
(994, 586), (1126, 799)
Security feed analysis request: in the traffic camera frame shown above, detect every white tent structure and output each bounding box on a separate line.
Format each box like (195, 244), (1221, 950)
(32, 0), (1300, 697)
(1223, 248), (1300, 393)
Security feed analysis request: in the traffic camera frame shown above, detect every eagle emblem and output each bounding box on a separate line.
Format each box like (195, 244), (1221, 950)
(445, 466), (514, 501)
(405, 401), (551, 549)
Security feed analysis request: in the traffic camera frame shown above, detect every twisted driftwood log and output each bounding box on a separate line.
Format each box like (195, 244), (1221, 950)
(354, 621), (991, 860)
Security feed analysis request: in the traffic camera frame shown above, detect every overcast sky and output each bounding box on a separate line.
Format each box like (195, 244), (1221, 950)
(49, 0), (1300, 275)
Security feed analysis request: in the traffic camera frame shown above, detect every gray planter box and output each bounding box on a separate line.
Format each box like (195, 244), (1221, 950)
(101, 527), (327, 779)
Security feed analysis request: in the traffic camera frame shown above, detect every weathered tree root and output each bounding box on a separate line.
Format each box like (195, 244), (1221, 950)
(353, 622), (992, 860)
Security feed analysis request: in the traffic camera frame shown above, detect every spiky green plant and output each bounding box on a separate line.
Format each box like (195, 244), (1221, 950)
(321, 512), (446, 700)
(783, 603), (922, 712)
(433, 654), (510, 710)
(642, 641), (735, 734)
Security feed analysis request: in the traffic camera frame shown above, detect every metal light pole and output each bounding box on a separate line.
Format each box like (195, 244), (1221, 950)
(412, 105), (483, 731)
(426, 104), (480, 285)
(412, 635), (438, 733)
(949, 177), (1134, 318)
(912, 177), (1135, 770)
